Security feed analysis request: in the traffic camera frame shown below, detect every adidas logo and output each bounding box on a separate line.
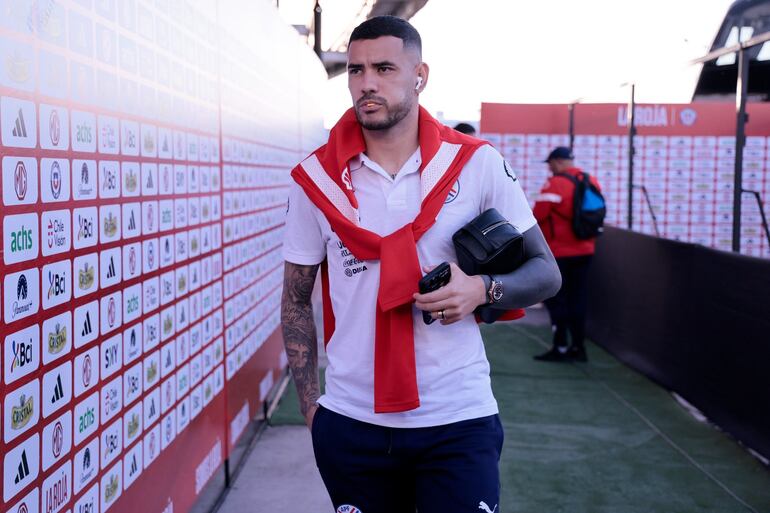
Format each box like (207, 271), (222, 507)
(51, 374), (64, 403)
(128, 211), (136, 231)
(106, 257), (116, 279)
(147, 173), (153, 189)
(129, 454), (138, 476)
(82, 312), (93, 337)
(13, 108), (27, 138)
(15, 450), (30, 483)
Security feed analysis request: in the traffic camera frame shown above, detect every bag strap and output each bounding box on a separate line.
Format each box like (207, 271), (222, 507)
(461, 223), (496, 254)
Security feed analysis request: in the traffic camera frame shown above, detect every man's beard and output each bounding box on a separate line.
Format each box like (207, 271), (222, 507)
(355, 95), (413, 131)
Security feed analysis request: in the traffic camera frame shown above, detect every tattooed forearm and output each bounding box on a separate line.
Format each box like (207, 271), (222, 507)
(281, 261), (321, 417)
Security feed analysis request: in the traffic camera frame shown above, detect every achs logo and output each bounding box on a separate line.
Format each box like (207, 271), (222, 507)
(48, 323), (67, 354)
(680, 108), (697, 127)
(14, 160), (28, 200)
(78, 214), (94, 240)
(76, 122), (92, 144)
(79, 262), (94, 290)
(49, 109), (61, 146)
(105, 475), (119, 502)
(125, 169), (138, 192)
(78, 406), (95, 434)
(47, 217), (66, 249)
(11, 394), (34, 429)
(47, 269), (67, 299)
(10, 224), (34, 253)
(103, 212), (118, 237)
(50, 161), (62, 199)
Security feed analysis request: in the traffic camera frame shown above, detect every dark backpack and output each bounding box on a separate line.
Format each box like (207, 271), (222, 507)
(554, 171), (606, 239)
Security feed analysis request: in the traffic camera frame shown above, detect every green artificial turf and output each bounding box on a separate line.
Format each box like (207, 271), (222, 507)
(270, 324), (770, 512)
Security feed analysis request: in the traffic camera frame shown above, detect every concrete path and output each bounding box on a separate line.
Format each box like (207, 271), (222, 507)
(219, 424), (332, 512)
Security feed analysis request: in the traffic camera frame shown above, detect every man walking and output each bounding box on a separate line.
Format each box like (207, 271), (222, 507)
(281, 16), (561, 512)
(533, 146), (603, 362)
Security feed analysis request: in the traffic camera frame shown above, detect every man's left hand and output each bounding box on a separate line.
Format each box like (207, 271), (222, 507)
(413, 262), (487, 325)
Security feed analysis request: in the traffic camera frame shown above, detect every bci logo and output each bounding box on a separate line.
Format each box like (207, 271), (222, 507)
(11, 337), (33, 371)
(78, 215), (94, 240)
(48, 271), (66, 299)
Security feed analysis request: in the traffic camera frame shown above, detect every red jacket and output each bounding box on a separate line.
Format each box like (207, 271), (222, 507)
(533, 167), (601, 258)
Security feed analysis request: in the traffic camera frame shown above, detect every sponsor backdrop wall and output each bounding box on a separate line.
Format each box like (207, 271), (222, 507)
(481, 102), (770, 258)
(0, 2), (325, 513)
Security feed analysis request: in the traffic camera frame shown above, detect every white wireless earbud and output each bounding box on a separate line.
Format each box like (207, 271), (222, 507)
(415, 76), (423, 90)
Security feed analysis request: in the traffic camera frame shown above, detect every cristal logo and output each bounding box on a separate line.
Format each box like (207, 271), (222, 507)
(14, 160), (27, 200)
(79, 263), (94, 290)
(144, 131), (155, 153)
(48, 270), (66, 299)
(50, 161), (62, 199)
(125, 170), (138, 192)
(52, 420), (64, 457)
(78, 406), (95, 433)
(103, 212), (118, 237)
(78, 215), (94, 240)
(47, 217), (66, 249)
(48, 323), (67, 354)
(11, 337), (33, 371)
(146, 361), (158, 382)
(76, 123), (92, 143)
(49, 109), (61, 146)
(127, 413), (139, 438)
(10, 224), (33, 252)
(105, 474), (119, 502)
(11, 394), (34, 429)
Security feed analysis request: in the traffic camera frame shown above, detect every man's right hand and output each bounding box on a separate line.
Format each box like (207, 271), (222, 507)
(304, 404), (319, 430)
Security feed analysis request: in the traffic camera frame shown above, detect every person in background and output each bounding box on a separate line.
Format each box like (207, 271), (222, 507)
(281, 15), (561, 513)
(453, 122), (476, 136)
(532, 146), (601, 362)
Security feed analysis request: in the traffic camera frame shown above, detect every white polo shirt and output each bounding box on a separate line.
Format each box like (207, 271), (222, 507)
(283, 143), (536, 428)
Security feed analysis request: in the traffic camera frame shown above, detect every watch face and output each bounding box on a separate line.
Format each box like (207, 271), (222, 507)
(492, 282), (503, 302)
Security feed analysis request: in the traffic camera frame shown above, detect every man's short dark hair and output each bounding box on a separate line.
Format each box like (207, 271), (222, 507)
(349, 15), (421, 56)
(453, 123), (476, 135)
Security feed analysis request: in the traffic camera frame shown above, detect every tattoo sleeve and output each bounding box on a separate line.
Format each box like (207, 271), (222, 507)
(281, 261), (321, 417)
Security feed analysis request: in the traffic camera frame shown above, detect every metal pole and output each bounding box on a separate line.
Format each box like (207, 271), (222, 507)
(313, 1), (322, 58)
(732, 47), (748, 253)
(627, 84), (636, 230)
(568, 103), (575, 150)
